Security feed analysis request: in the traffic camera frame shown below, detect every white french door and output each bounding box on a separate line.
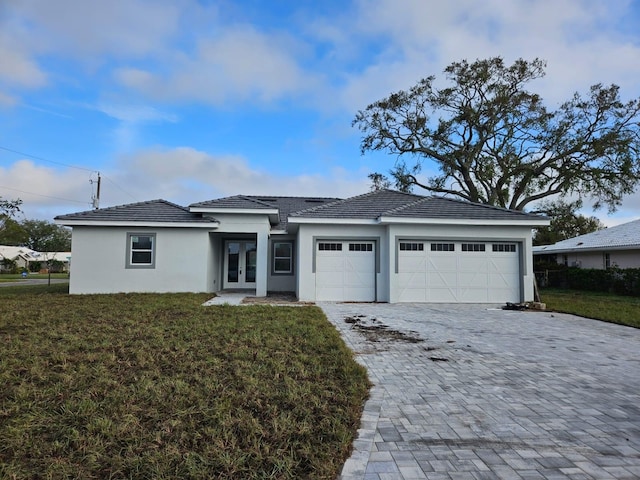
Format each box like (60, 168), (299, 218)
(223, 241), (257, 289)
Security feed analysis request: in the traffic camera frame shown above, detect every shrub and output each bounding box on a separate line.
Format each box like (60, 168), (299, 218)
(536, 266), (640, 297)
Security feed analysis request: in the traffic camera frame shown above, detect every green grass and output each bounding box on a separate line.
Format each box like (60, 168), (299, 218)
(540, 288), (640, 328)
(0, 289), (370, 479)
(0, 273), (69, 282)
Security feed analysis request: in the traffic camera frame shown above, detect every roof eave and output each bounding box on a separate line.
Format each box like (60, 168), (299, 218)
(287, 217), (381, 225)
(189, 207), (279, 215)
(533, 244), (640, 254)
(378, 216), (550, 226)
(55, 220), (220, 228)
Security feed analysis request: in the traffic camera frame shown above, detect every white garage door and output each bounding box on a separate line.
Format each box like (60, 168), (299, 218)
(316, 241), (376, 301)
(397, 241), (520, 303)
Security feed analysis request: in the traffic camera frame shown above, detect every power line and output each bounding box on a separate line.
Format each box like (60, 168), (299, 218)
(0, 145), (96, 173)
(102, 175), (138, 202)
(0, 145), (139, 204)
(0, 185), (89, 205)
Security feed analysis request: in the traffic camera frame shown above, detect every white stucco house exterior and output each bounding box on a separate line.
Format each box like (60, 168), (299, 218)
(55, 189), (548, 303)
(533, 218), (640, 269)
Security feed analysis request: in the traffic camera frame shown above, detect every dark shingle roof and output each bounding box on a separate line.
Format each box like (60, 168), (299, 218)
(290, 189), (543, 221)
(55, 199), (213, 224)
(191, 195), (341, 230)
(190, 195), (277, 210)
(290, 190), (420, 219)
(55, 190), (545, 228)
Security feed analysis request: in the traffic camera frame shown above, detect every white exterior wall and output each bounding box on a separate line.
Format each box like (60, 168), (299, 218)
(208, 233), (222, 292)
(267, 235), (297, 292)
(296, 224), (389, 302)
(69, 226), (212, 294)
(557, 249), (640, 269)
(611, 250), (640, 268)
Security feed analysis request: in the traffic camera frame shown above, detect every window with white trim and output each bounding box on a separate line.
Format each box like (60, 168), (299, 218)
(127, 233), (156, 268)
(273, 242), (293, 274)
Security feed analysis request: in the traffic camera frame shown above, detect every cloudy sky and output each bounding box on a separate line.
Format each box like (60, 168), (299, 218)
(1, 0), (639, 225)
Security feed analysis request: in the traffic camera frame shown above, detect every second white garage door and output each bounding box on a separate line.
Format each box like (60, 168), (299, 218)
(397, 241), (520, 303)
(316, 241), (376, 301)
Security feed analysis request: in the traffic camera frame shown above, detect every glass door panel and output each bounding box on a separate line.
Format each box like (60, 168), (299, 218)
(224, 241), (257, 289)
(227, 242), (240, 283)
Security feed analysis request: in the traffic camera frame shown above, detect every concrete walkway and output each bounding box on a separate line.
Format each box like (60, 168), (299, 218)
(319, 303), (640, 480)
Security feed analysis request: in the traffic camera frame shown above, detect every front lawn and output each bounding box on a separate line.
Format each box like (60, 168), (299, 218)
(0, 290), (370, 479)
(540, 288), (640, 328)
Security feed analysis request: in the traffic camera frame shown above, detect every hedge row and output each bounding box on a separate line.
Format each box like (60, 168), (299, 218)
(536, 266), (640, 297)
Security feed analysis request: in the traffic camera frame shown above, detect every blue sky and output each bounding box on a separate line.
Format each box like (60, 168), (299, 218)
(1, 0), (640, 225)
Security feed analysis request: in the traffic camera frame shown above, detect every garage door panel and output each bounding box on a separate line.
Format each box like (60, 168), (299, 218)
(428, 256), (457, 270)
(428, 287), (458, 302)
(458, 287), (489, 303)
(398, 287), (427, 302)
(459, 271), (489, 288)
(399, 271), (426, 287)
(316, 241), (375, 302)
(429, 271), (457, 288)
(397, 240), (520, 303)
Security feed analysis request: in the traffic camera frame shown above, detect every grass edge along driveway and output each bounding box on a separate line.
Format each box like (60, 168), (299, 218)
(0, 291), (370, 480)
(541, 288), (640, 329)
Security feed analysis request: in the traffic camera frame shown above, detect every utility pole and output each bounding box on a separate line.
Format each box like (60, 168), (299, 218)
(91, 172), (101, 210)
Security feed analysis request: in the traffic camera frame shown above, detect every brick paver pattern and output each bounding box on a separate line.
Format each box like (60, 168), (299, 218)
(320, 303), (640, 480)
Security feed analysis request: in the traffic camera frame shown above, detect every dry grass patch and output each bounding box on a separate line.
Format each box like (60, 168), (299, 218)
(0, 290), (370, 479)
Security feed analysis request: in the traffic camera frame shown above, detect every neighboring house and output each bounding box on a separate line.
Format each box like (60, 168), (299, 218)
(54, 189), (548, 303)
(0, 246), (42, 272)
(533, 218), (640, 269)
(0, 246), (72, 273)
(46, 252), (72, 272)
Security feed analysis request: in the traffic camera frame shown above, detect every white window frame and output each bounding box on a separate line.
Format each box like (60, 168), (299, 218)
(126, 233), (156, 269)
(273, 241), (293, 275)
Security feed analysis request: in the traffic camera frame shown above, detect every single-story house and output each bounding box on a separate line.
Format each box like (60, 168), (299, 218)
(0, 245), (41, 272)
(0, 246), (72, 273)
(54, 189), (548, 303)
(533, 218), (640, 269)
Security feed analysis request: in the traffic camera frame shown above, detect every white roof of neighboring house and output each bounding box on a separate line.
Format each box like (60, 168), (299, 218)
(48, 252), (72, 262)
(0, 246), (71, 262)
(0, 245), (42, 261)
(533, 218), (640, 254)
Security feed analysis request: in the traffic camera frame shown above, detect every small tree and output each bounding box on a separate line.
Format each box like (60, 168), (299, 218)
(354, 57), (640, 212)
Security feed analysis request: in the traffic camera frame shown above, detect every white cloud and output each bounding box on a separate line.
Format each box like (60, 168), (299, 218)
(0, 147), (370, 221)
(115, 26), (319, 105)
(0, 160), (94, 220)
(336, 0), (640, 109)
(0, 33), (47, 90)
(111, 147), (369, 203)
(8, 0), (184, 59)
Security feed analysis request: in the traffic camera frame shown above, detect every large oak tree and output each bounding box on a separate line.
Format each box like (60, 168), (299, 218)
(354, 57), (640, 211)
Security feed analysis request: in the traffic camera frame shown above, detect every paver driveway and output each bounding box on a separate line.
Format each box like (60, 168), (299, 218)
(320, 303), (640, 480)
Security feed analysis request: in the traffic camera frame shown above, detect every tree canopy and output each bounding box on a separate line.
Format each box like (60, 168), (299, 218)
(0, 197), (22, 224)
(0, 218), (71, 252)
(532, 200), (605, 246)
(353, 57), (640, 211)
